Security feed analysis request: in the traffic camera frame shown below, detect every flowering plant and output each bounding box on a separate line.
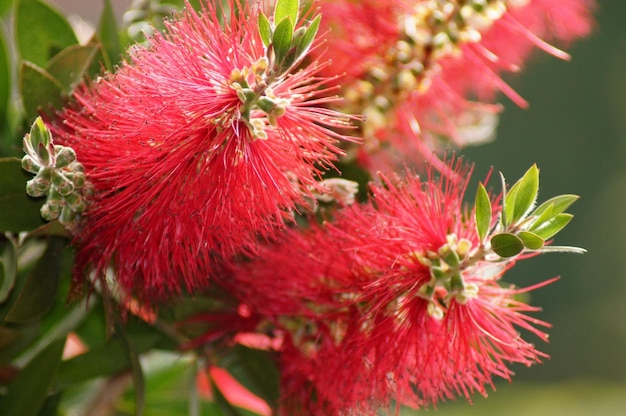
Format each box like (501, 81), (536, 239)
(0, 0), (594, 415)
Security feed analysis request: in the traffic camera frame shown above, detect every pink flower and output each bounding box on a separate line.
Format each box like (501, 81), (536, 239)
(52, 1), (356, 301)
(225, 161), (555, 414)
(316, 0), (595, 173)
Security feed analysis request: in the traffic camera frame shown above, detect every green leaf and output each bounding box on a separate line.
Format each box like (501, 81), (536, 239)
(19, 61), (65, 124)
(272, 17), (294, 65)
(45, 44), (100, 92)
(295, 14), (321, 58)
(258, 12), (272, 47)
(221, 345), (280, 408)
(533, 194), (579, 218)
(15, 0), (78, 67)
(0, 30), (9, 127)
(4, 237), (64, 323)
(505, 164), (539, 227)
(0, 235), (18, 303)
(2, 337), (65, 416)
(0, 158), (46, 232)
(474, 182), (492, 242)
(518, 231), (545, 250)
(98, 0), (122, 70)
(0, 0), (13, 17)
(491, 233), (524, 258)
(274, 0), (299, 25)
(115, 319), (145, 416)
(532, 213), (574, 240)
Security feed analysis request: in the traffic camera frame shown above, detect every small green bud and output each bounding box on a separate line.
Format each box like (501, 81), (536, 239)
(58, 206), (77, 225)
(64, 193), (86, 213)
(51, 171), (74, 196)
(26, 179), (47, 197)
(55, 146), (77, 168)
(21, 155), (41, 174)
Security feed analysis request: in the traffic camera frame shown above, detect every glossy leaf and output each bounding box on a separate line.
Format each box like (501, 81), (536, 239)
(505, 164), (539, 227)
(19, 62), (65, 124)
(295, 14), (321, 58)
(491, 233), (524, 258)
(274, 0), (299, 24)
(518, 231), (545, 250)
(45, 44), (100, 92)
(0, 235), (18, 303)
(532, 213), (574, 240)
(474, 182), (492, 242)
(221, 345), (280, 408)
(272, 17), (293, 65)
(97, 0), (122, 70)
(2, 337), (65, 416)
(533, 194), (579, 218)
(4, 237), (64, 323)
(0, 158), (46, 232)
(258, 12), (272, 47)
(15, 0), (78, 67)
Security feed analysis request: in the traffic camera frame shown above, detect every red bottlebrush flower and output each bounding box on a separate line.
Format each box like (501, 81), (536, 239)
(225, 161), (556, 414)
(316, 0), (595, 173)
(52, 0), (356, 301)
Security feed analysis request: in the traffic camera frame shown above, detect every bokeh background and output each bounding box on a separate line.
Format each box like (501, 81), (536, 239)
(44, 0), (626, 414)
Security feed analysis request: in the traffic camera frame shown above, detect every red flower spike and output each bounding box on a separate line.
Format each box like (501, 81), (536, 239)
(316, 0), (595, 173)
(52, 0), (357, 302)
(226, 160), (558, 414)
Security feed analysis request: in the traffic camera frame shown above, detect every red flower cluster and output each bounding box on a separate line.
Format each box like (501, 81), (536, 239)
(316, 0), (595, 172)
(222, 161), (554, 414)
(52, 0), (355, 301)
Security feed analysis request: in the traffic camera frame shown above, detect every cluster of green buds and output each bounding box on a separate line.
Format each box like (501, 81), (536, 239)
(229, 0), (321, 140)
(21, 117), (88, 230)
(415, 234), (480, 320)
(123, 0), (177, 41)
(346, 0), (529, 139)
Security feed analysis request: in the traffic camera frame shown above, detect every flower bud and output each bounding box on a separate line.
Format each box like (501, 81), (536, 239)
(55, 146), (77, 168)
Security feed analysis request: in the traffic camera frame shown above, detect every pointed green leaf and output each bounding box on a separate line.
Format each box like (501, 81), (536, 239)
(474, 182), (492, 242)
(533, 194), (579, 218)
(518, 231), (545, 250)
(19, 61), (65, 123)
(274, 0), (299, 24)
(532, 213), (573, 240)
(529, 202), (554, 232)
(505, 164), (539, 226)
(295, 14), (321, 58)
(98, 0), (122, 70)
(0, 235), (18, 303)
(491, 233), (524, 258)
(3, 337), (65, 416)
(258, 12), (272, 47)
(4, 237), (64, 323)
(272, 17), (293, 65)
(45, 44), (100, 92)
(16, 0), (78, 67)
(0, 158), (46, 232)
(114, 319), (145, 416)
(499, 171), (509, 228)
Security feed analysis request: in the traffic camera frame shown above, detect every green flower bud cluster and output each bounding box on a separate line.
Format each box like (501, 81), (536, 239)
(346, 0), (526, 140)
(22, 117), (89, 230)
(414, 234), (479, 320)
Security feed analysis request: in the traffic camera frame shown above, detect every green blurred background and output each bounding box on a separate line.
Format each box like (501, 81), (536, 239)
(43, 0), (626, 414)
